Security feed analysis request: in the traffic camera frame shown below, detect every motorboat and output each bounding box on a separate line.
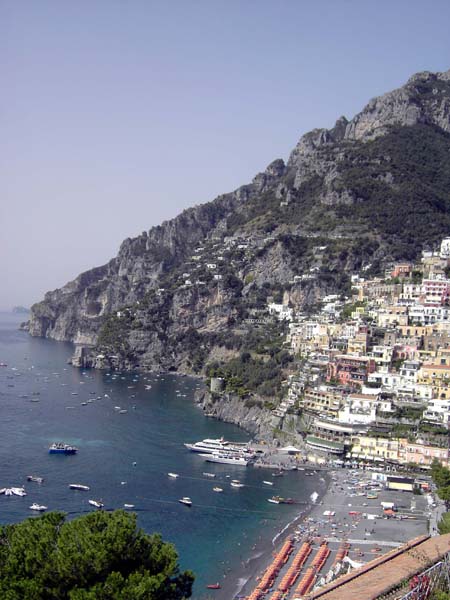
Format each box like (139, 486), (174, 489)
(49, 442), (78, 454)
(206, 583), (221, 589)
(123, 504), (135, 509)
(27, 475), (44, 484)
(10, 487), (27, 496)
(168, 473), (179, 479)
(179, 497), (192, 506)
(203, 472), (216, 478)
(213, 487), (223, 493)
(230, 480), (244, 488)
(69, 484), (90, 491)
(268, 496), (281, 504)
(30, 503), (47, 511)
(263, 481), (273, 486)
(88, 499), (104, 509)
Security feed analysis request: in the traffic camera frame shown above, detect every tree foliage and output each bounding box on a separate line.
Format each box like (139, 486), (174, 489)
(0, 510), (194, 600)
(206, 348), (292, 399)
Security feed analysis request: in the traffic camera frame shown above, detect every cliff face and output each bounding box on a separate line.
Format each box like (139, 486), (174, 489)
(195, 388), (305, 444)
(30, 68), (450, 373)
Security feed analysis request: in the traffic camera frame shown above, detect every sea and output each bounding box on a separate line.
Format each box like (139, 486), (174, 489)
(0, 312), (324, 598)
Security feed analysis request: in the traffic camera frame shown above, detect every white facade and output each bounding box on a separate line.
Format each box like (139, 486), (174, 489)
(440, 238), (450, 259)
(268, 303), (293, 321)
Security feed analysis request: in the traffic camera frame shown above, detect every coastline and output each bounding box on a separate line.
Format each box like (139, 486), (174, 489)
(209, 470), (331, 600)
(209, 463), (432, 600)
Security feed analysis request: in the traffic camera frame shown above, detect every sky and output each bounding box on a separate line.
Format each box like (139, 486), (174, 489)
(1, 1), (450, 310)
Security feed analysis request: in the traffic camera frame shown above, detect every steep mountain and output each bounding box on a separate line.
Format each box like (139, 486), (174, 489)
(30, 68), (450, 376)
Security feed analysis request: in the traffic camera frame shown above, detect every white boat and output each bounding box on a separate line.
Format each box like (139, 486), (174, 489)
(268, 497), (281, 504)
(184, 438), (230, 454)
(213, 487), (223, 492)
(30, 503), (47, 511)
(203, 472), (216, 478)
(168, 473), (179, 479)
(69, 484), (90, 491)
(11, 487), (27, 496)
(123, 503), (135, 509)
(202, 453), (248, 466)
(263, 481), (274, 486)
(185, 438), (253, 457)
(179, 497), (192, 506)
(88, 499), (104, 509)
(27, 475), (44, 484)
(230, 480), (244, 488)
(119, 409), (127, 414)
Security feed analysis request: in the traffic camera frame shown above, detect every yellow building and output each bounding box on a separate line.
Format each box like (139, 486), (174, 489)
(347, 332), (368, 355)
(418, 364), (450, 385)
(301, 387), (343, 416)
(351, 435), (449, 467)
(351, 435), (400, 462)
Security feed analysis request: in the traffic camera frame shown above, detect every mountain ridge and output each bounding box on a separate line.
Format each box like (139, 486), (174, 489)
(29, 68), (450, 376)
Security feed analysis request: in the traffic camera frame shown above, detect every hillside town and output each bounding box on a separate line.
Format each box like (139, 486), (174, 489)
(263, 237), (450, 470)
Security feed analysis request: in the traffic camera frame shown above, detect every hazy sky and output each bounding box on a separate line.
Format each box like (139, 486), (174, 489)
(2, 1), (450, 310)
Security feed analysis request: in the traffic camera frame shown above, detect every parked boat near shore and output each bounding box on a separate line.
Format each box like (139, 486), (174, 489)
(201, 452), (249, 466)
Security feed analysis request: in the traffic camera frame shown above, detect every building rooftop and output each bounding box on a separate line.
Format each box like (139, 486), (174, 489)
(305, 534), (450, 600)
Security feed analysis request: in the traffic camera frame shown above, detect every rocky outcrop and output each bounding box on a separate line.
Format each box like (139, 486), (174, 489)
(196, 389), (304, 444)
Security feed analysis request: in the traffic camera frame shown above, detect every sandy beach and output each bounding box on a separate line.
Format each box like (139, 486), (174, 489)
(204, 468), (330, 600)
(209, 467), (432, 600)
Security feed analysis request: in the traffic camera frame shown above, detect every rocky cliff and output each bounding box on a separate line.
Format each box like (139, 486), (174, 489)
(30, 68), (450, 377)
(195, 388), (305, 445)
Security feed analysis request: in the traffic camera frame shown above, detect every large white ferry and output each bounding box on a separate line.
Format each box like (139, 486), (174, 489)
(184, 437), (254, 457)
(199, 452), (249, 466)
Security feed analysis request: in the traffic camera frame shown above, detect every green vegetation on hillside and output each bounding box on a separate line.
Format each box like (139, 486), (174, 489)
(206, 347), (292, 399)
(0, 510), (194, 599)
(431, 461), (450, 510)
(336, 124), (450, 259)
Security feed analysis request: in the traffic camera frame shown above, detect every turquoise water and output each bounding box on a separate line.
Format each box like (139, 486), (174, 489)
(0, 313), (321, 598)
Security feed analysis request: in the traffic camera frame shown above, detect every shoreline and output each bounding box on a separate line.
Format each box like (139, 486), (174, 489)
(208, 470), (331, 600)
(209, 463), (431, 600)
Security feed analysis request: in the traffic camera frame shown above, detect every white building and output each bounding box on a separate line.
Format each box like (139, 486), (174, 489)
(423, 398), (450, 424)
(440, 238), (450, 259)
(268, 303), (294, 321)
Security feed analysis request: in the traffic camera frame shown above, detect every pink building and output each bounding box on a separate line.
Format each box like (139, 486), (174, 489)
(391, 263), (413, 279)
(398, 438), (449, 467)
(327, 355), (376, 388)
(393, 343), (419, 360)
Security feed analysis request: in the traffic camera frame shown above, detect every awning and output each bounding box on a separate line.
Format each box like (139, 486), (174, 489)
(280, 445), (302, 453)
